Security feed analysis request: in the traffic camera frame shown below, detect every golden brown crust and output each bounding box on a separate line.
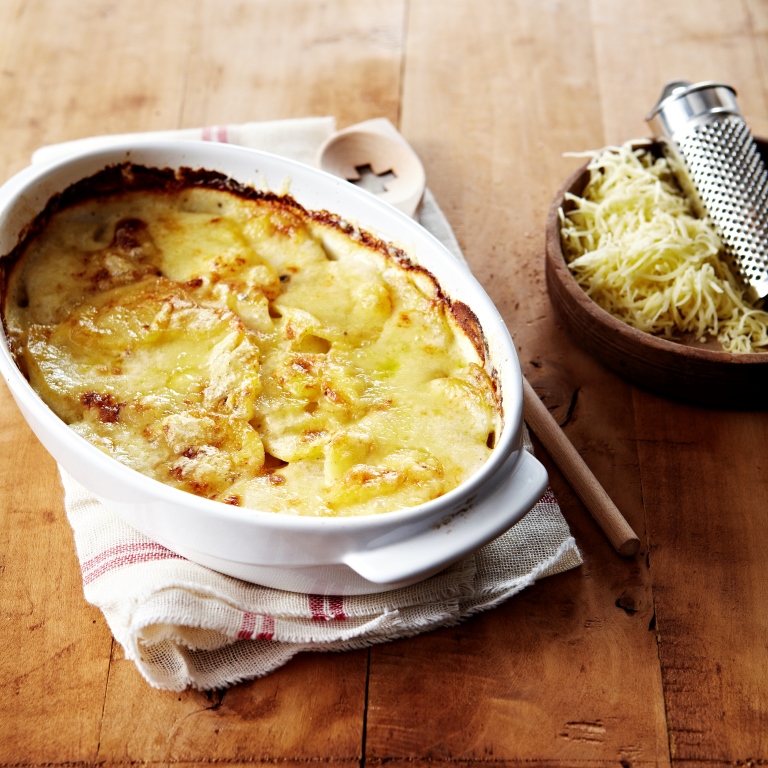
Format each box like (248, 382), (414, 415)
(1, 164), (502, 516)
(1, 162), (488, 363)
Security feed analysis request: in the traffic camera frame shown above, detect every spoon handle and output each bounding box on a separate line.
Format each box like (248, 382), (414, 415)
(522, 376), (640, 557)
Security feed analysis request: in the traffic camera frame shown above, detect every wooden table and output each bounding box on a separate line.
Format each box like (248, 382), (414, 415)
(2, 0), (767, 763)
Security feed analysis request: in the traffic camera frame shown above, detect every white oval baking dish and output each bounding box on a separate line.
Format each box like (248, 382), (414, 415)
(0, 141), (547, 595)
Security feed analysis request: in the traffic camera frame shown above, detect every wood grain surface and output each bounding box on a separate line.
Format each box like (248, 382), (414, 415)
(0, 0), (766, 765)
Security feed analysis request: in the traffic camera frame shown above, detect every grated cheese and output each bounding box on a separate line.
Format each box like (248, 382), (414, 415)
(559, 140), (768, 353)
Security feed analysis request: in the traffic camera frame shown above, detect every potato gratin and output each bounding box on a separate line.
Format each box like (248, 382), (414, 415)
(2, 164), (500, 516)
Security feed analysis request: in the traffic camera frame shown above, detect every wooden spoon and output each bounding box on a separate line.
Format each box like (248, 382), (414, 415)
(317, 118), (426, 218)
(522, 377), (640, 557)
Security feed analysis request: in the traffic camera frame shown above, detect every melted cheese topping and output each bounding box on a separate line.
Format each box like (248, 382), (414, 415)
(5, 185), (499, 516)
(560, 141), (768, 353)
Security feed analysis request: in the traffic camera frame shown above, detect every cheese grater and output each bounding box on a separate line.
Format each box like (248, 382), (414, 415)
(646, 80), (768, 303)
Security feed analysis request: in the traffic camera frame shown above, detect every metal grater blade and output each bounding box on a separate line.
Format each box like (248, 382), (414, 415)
(647, 80), (768, 303)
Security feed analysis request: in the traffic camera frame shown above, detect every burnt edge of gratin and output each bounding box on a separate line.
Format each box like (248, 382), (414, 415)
(0, 161), (499, 416)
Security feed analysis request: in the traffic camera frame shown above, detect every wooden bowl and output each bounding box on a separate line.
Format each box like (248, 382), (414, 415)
(545, 141), (768, 409)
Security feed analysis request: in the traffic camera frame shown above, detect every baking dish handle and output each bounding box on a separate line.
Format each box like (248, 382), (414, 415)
(341, 449), (548, 587)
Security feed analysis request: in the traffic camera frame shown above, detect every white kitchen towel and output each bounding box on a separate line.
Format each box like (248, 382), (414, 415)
(41, 117), (582, 691)
(32, 116), (338, 167)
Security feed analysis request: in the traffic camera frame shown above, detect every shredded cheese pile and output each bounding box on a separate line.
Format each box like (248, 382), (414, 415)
(560, 141), (768, 353)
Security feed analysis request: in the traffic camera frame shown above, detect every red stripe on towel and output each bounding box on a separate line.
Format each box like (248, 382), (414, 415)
(238, 612), (275, 641)
(309, 595), (326, 620)
(82, 542), (173, 571)
(539, 486), (558, 505)
(257, 615), (275, 641)
(328, 596), (347, 620)
(309, 595), (346, 621)
(201, 125), (229, 143)
(82, 547), (184, 584)
(238, 611), (258, 639)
